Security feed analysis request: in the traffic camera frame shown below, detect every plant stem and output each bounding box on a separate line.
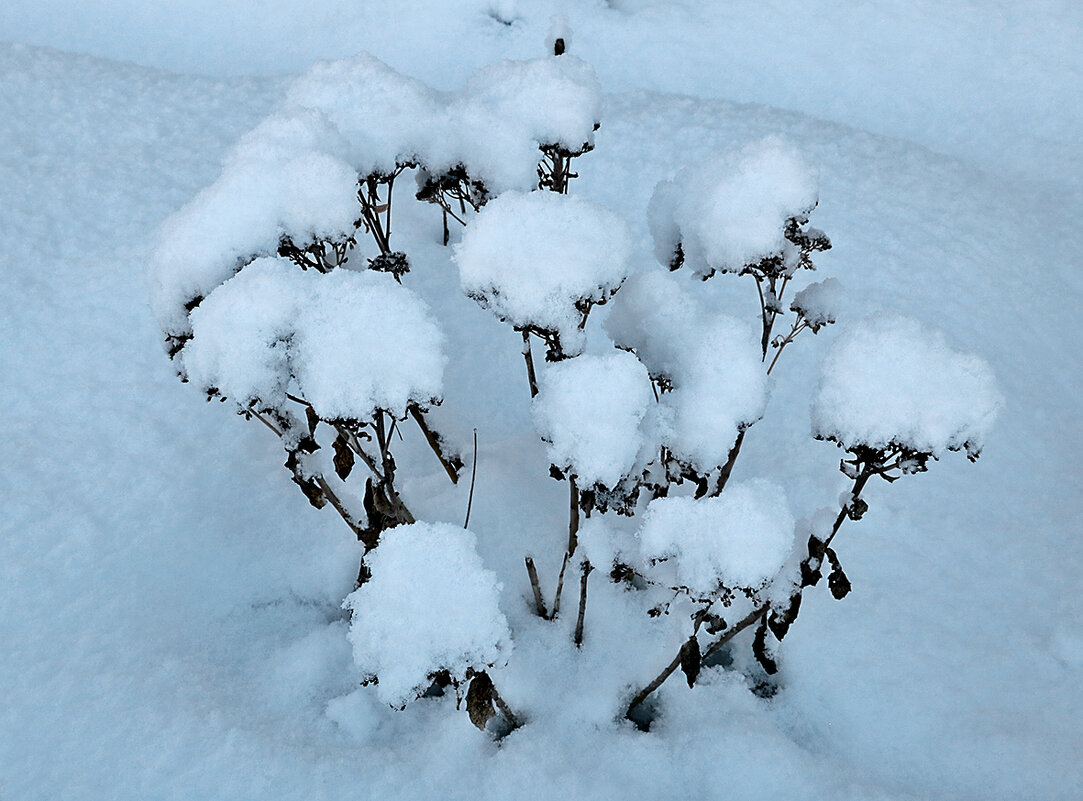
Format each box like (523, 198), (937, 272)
(625, 605), (764, 720)
(574, 561), (592, 647)
(550, 551), (569, 619)
(568, 476), (580, 555)
(521, 330), (539, 398)
(525, 556), (548, 617)
(711, 429), (746, 496)
(409, 405), (461, 484)
(463, 428), (478, 529)
(314, 475), (364, 538)
(491, 685), (520, 730)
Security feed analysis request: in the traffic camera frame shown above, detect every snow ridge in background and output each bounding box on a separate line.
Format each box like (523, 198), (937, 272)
(2, 0), (1079, 186)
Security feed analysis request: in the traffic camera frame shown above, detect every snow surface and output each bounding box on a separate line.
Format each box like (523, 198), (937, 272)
(812, 316), (1002, 457)
(639, 480), (795, 594)
(2, 4), (1082, 800)
(343, 522), (511, 707)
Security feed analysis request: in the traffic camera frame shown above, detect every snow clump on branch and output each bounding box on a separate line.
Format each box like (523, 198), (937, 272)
(148, 111), (360, 341)
(812, 316), (1002, 458)
(342, 522), (511, 707)
(606, 271), (768, 472)
(148, 52), (601, 348)
(531, 350), (657, 488)
(454, 191), (632, 358)
(648, 136), (820, 278)
(183, 257), (445, 421)
(638, 480), (796, 595)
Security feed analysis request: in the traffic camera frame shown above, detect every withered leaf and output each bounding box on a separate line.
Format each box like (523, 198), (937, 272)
(752, 616), (778, 675)
(679, 635), (701, 688)
(829, 565), (852, 600)
(332, 433), (354, 480)
(465, 672), (496, 731)
(825, 547), (851, 600)
(767, 592), (802, 641)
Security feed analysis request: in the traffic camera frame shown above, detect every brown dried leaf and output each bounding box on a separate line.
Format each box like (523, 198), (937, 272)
(465, 672), (496, 731)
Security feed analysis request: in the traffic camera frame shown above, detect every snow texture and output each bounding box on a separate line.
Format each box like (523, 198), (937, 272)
(605, 269), (704, 381)
(285, 50), (600, 193)
(342, 522), (511, 707)
(454, 190), (632, 356)
(812, 316), (1002, 457)
(639, 480), (796, 594)
(449, 55), (601, 191)
(285, 52), (446, 178)
(648, 136), (819, 276)
(183, 257), (445, 420)
(531, 350), (655, 487)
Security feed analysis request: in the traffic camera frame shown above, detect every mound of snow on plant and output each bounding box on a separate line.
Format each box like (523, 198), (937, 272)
(531, 350), (655, 487)
(813, 316), (1002, 457)
(639, 480), (795, 593)
(648, 136), (819, 276)
(454, 190), (631, 357)
(184, 257), (445, 420)
(342, 522), (511, 706)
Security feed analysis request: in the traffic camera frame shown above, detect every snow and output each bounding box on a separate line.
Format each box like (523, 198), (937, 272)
(664, 316), (769, 472)
(531, 350), (655, 488)
(285, 52), (446, 177)
(183, 257), (446, 420)
(648, 136), (819, 276)
(342, 522), (511, 707)
(639, 480), (795, 594)
(607, 276), (768, 472)
(454, 190), (631, 356)
(2, 5), (1082, 800)
(449, 55), (601, 191)
(790, 277), (842, 330)
(284, 50), (600, 192)
(148, 135), (359, 339)
(812, 316), (1002, 457)
(605, 269), (704, 381)
(151, 50), (602, 339)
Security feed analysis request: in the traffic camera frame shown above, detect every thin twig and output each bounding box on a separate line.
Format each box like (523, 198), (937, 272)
(567, 476), (580, 555)
(625, 605), (764, 719)
(464, 429), (478, 528)
(249, 409), (282, 437)
(525, 556), (548, 617)
(574, 561), (592, 647)
(550, 551), (570, 620)
(711, 429), (746, 496)
(521, 330), (539, 398)
(410, 405), (461, 484)
(314, 475), (364, 538)
(491, 685), (520, 730)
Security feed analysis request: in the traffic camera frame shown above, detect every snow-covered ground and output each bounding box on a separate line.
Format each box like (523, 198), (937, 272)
(2, 2), (1081, 799)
